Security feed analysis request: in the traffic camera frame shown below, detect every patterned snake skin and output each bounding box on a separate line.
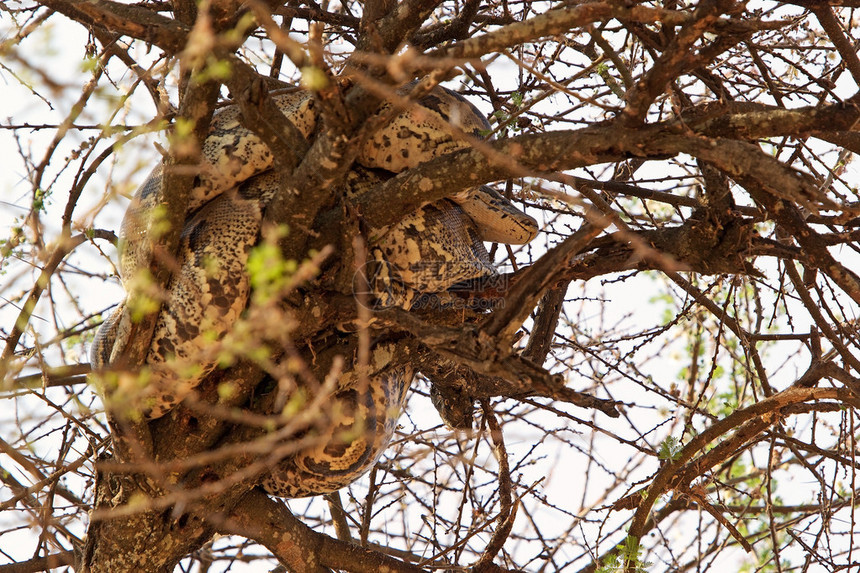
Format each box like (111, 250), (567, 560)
(91, 84), (538, 497)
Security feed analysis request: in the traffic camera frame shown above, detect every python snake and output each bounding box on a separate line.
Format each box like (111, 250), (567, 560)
(91, 84), (537, 497)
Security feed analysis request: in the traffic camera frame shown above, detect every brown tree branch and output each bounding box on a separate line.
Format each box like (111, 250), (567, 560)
(352, 0), (444, 59)
(683, 93), (860, 139)
(220, 489), (426, 573)
(472, 403), (517, 572)
(738, 182), (860, 306)
(622, 0), (739, 124)
(811, 5), (860, 87)
(0, 551), (76, 573)
(356, 93), (860, 231)
(432, 3), (698, 61)
(1, 234), (90, 369)
(624, 386), (856, 538)
(483, 222), (606, 344)
(37, 0), (190, 53)
(523, 285), (569, 364)
(783, 259), (860, 373)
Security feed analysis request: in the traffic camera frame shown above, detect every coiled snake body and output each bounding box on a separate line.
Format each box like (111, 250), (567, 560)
(92, 85), (537, 497)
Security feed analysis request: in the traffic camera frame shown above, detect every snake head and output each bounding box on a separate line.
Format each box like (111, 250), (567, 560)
(452, 186), (538, 245)
(430, 383), (475, 431)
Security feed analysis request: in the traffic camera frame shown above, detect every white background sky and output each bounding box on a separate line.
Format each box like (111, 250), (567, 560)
(0, 4), (857, 571)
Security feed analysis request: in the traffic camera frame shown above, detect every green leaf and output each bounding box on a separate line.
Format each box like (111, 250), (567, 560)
(657, 436), (683, 461)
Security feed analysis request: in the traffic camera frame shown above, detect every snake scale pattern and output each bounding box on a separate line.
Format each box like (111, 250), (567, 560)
(91, 84), (538, 497)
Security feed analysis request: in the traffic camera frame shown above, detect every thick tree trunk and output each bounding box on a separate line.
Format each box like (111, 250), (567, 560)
(82, 468), (216, 572)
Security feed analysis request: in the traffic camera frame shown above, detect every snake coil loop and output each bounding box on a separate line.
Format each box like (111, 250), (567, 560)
(91, 85), (537, 497)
